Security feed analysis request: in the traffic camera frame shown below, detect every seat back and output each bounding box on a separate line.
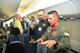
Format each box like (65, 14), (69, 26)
(5, 41), (26, 53)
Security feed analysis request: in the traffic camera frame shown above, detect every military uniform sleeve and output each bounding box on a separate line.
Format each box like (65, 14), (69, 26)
(55, 31), (71, 50)
(41, 27), (50, 40)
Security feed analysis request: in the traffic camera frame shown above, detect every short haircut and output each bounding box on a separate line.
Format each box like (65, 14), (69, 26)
(47, 10), (58, 16)
(15, 14), (21, 20)
(38, 9), (45, 12)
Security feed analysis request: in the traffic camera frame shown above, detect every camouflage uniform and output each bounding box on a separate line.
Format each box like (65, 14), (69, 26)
(42, 24), (71, 53)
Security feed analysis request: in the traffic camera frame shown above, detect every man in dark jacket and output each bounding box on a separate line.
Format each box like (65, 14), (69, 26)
(35, 9), (50, 53)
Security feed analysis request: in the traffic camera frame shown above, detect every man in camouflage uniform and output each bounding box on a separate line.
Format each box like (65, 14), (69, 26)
(36, 10), (71, 53)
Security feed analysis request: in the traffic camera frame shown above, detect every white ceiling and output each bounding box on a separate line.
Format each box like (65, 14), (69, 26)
(17, 0), (33, 13)
(0, 0), (68, 18)
(17, 0), (68, 17)
(0, 0), (21, 17)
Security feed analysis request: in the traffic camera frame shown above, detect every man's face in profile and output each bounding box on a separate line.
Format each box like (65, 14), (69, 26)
(48, 14), (58, 26)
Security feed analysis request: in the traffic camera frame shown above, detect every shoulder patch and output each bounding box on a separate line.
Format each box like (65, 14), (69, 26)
(43, 23), (46, 27)
(64, 32), (70, 36)
(52, 31), (57, 36)
(48, 26), (51, 32)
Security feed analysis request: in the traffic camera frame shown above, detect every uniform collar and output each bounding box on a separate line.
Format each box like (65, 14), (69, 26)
(52, 25), (57, 30)
(52, 22), (60, 30)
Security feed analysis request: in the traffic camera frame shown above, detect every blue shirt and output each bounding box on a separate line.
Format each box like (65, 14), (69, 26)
(35, 18), (50, 39)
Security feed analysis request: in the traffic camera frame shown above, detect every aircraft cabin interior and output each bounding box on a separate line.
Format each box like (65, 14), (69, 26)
(0, 0), (80, 53)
